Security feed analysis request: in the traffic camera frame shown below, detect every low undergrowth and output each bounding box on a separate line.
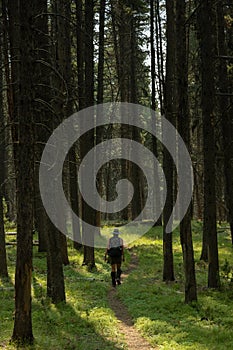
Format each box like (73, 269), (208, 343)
(117, 222), (233, 350)
(1, 222), (233, 349)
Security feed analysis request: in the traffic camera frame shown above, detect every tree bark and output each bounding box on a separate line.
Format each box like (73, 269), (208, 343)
(76, 0), (85, 111)
(217, 2), (233, 245)
(33, 0), (52, 253)
(0, 33), (8, 277)
(197, 0), (220, 288)
(69, 148), (82, 250)
(12, 0), (34, 343)
(150, 0), (162, 226)
(80, 0), (96, 269)
(46, 217), (66, 304)
(2, 0), (17, 223)
(96, 0), (106, 228)
(162, 0), (175, 282)
(129, 11), (143, 220)
(0, 192), (8, 278)
(176, 0), (197, 303)
(34, 0), (67, 301)
(155, 0), (165, 114)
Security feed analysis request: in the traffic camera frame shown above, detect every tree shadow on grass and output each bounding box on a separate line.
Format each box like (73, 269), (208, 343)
(30, 263), (124, 350)
(30, 299), (124, 350)
(116, 246), (233, 350)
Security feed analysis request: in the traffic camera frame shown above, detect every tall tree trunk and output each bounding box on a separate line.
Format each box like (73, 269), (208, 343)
(150, 0), (162, 226)
(69, 148), (82, 250)
(150, 0), (156, 113)
(176, 0), (197, 303)
(197, 0), (220, 288)
(54, 0), (70, 266)
(72, 0), (85, 250)
(34, 0), (67, 301)
(155, 0), (165, 114)
(226, 1), (233, 241)
(0, 32), (8, 277)
(0, 192), (7, 278)
(2, 0), (17, 223)
(12, 0), (34, 343)
(117, 1), (131, 221)
(217, 2), (233, 245)
(162, 0), (175, 282)
(97, 0), (106, 106)
(46, 217), (66, 303)
(6, 0), (19, 150)
(96, 0), (106, 228)
(110, 0), (121, 85)
(76, 0), (85, 111)
(81, 0), (96, 269)
(120, 37), (130, 222)
(197, 5), (208, 261)
(200, 225), (208, 261)
(33, 0), (51, 253)
(129, 12), (143, 220)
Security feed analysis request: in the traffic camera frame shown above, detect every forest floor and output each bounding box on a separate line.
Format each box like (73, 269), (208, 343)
(107, 252), (157, 349)
(1, 222), (233, 349)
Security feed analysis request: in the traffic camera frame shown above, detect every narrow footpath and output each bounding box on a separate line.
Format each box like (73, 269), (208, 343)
(107, 253), (158, 350)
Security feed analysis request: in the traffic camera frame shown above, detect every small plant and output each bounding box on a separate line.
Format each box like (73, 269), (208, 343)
(221, 259), (233, 282)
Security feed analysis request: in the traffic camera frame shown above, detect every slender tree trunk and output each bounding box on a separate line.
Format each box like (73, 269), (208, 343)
(97, 0), (106, 106)
(217, 3), (233, 245)
(200, 225), (208, 261)
(226, 1), (233, 241)
(2, 0), (17, 222)
(129, 12), (143, 220)
(120, 40), (130, 222)
(46, 217), (66, 303)
(76, 0), (85, 111)
(96, 0), (106, 228)
(110, 0), (121, 84)
(118, 1), (129, 103)
(73, 0), (85, 250)
(33, 0), (51, 253)
(162, 0), (175, 282)
(197, 0), (220, 288)
(176, 0), (197, 303)
(34, 0), (67, 301)
(150, 0), (156, 113)
(117, 1), (131, 221)
(155, 0), (165, 114)
(6, 0), (19, 149)
(12, 0), (34, 343)
(0, 192), (7, 278)
(80, 0), (96, 269)
(195, 3), (208, 263)
(150, 0), (162, 226)
(0, 34), (8, 277)
(69, 148), (82, 250)
(54, 0), (70, 266)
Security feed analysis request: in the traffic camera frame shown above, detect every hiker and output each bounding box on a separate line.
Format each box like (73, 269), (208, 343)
(105, 228), (125, 287)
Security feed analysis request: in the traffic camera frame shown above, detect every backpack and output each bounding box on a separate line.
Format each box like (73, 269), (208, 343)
(107, 237), (123, 257)
(108, 246), (122, 257)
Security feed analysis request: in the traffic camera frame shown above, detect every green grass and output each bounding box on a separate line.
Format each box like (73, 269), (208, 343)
(117, 223), (233, 350)
(0, 240), (126, 349)
(1, 222), (233, 349)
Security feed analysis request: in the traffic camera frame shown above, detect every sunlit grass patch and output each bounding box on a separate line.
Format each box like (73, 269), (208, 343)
(116, 222), (233, 350)
(1, 222), (233, 349)
(1, 234), (126, 350)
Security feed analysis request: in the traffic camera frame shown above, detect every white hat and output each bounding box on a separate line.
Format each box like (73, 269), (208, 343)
(112, 228), (120, 235)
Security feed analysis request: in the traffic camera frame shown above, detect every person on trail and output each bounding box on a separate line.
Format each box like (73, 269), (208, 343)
(105, 228), (125, 287)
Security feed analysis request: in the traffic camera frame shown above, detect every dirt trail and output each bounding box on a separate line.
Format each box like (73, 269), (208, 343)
(107, 253), (158, 350)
